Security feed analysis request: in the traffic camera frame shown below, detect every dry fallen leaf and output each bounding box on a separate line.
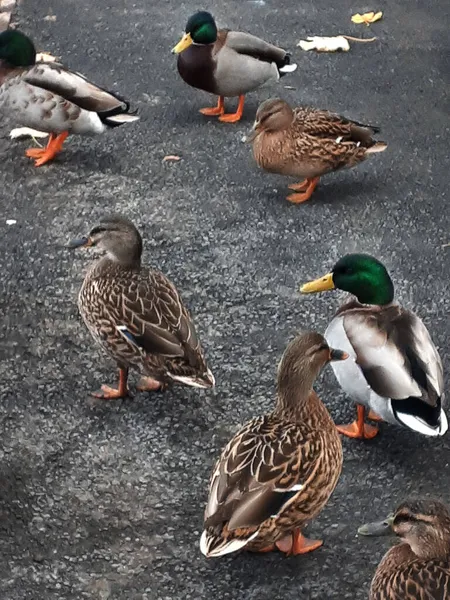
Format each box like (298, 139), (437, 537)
(36, 51), (58, 62)
(298, 36), (350, 52)
(44, 14), (57, 22)
(351, 11), (383, 26)
(10, 127), (49, 140)
(163, 155), (181, 162)
(297, 35), (376, 52)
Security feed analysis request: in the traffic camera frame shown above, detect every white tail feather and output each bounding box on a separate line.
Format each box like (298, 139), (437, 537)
(279, 63), (297, 73)
(168, 368), (215, 389)
(366, 142), (387, 154)
(395, 409), (448, 437)
(105, 114), (140, 124)
(200, 530), (258, 558)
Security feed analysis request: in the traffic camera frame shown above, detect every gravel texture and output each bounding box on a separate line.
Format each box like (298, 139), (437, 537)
(0, 0), (449, 598)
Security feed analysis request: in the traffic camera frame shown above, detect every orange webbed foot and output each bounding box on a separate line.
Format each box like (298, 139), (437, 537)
(288, 180), (309, 192)
(248, 544), (276, 553)
(336, 421), (379, 439)
(25, 131), (68, 167)
(218, 95), (245, 124)
(136, 377), (165, 392)
(286, 177), (319, 204)
(92, 384), (129, 400)
(199, 97), (224, 117)
(276, 531), (323, 556)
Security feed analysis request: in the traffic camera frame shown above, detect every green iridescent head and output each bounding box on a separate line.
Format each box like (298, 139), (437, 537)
(0, 30), (36, 67)
(172, 11), (217, 53)
(301, 254), (395, 306)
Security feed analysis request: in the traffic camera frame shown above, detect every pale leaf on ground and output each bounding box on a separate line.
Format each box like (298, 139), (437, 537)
(10, 127), (49, 140)
(351, 11), (383, 25)
(36, 51), (59, 62)
(163, 155), (181, 162)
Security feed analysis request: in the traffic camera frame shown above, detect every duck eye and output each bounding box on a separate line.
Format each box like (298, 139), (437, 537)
(90, 226), (107, 236)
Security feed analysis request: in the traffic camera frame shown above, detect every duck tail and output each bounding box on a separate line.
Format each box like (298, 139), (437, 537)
(277, 53), (297, 77)
(168, 367), (215, 389)
(98, 93), (140, 128)
(200, 529), (258, 558)
(365, 141), (388, 154)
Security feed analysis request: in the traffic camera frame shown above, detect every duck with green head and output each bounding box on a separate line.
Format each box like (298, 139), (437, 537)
(300, 254), (447, 439)
(0, 30), (139, 167)
(172, 11), (297, 123)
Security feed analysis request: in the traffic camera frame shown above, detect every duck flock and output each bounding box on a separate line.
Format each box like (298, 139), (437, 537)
(0, 9), (448, 599)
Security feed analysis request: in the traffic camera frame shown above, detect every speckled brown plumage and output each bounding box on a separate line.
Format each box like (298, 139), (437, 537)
(70, 216), (214, 397)
(368, 499), (450, 599)
(250, 98), (387, 202)
(200, 332), (344, 558)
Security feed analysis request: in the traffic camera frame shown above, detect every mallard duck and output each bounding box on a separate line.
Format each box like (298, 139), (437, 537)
(172, 11), (297, 123)
(358, 498), (450, 599)
(300, 254), (447, 439)
(0, 30), (139, 167)
(68, 215), (214, 399)
(248, 98), (387, 203)
(200, 331), (347, 557)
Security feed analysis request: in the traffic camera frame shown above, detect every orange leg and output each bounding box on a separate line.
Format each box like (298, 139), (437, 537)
(25, 131), (69, 167)
(276, 530), (323, 556)
(92, 368), (129, 400)
(336, 404), (379, 439)
(136, 376), (165, 392)
(219, 95), (245, 123)
(286, 177), (320, 203)
(367, 409), (384, 422)
(248, 544), (276, 553)
(288, 179), (309, 192)
(199, 96), (225, 117)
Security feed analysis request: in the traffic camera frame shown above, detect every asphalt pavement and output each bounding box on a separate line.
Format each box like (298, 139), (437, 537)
(0, 0), (449, 598)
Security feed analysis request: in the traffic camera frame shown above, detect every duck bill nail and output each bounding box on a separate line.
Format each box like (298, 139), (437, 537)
(67, 236), (92, 249)
(300, 272), (334, 294)
(172, 33), (193, 54)
(330, 349), (348, 362)
(358, 515), (395, 537)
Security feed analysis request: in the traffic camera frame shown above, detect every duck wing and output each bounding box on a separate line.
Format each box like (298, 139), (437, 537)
(113, 269), (207, 373)
(201, 414), (325, 556)
(340, 303), (443, 406)
(223, 30), (290, 68)
(293, 106), (381, 146)
(23, 61), (131, 116)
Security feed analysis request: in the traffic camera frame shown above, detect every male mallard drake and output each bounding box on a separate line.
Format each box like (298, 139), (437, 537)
(68, 216), (214, 399)
(358, 498), (450, 599)
(172, 11), (297, 123)
(249, 98), (387, 203)
(200, 331), (347, 557)
(0, 30), (139, 167)
(300, 254), (447, 439)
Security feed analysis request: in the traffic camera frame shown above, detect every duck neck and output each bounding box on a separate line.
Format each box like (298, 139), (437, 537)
(274, 366), (318, 420)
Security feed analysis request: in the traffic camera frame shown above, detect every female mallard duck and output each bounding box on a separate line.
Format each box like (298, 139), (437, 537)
(249, 98), (387, 203)
(0, 30), (139, 167)
(200, 331), (347, 557)
(172, 11), (297, 123)
(300, 254), (447, 439)
(68, 215), (214, 399)
(358, 498), (450, 599)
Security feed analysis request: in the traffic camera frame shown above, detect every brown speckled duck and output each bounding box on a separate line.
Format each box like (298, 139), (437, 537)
(200, 331), (347, 558)
(249, 98), (387, 203)
(359, 498), (450, 599)
(0, 30), (139, 167)
(68, 216), (214, 399)
(172, 11), (297, 123)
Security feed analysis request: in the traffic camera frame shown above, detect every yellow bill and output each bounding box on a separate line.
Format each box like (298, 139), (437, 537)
(300, 272), (335, 294)
(172, 33), (193, 54)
